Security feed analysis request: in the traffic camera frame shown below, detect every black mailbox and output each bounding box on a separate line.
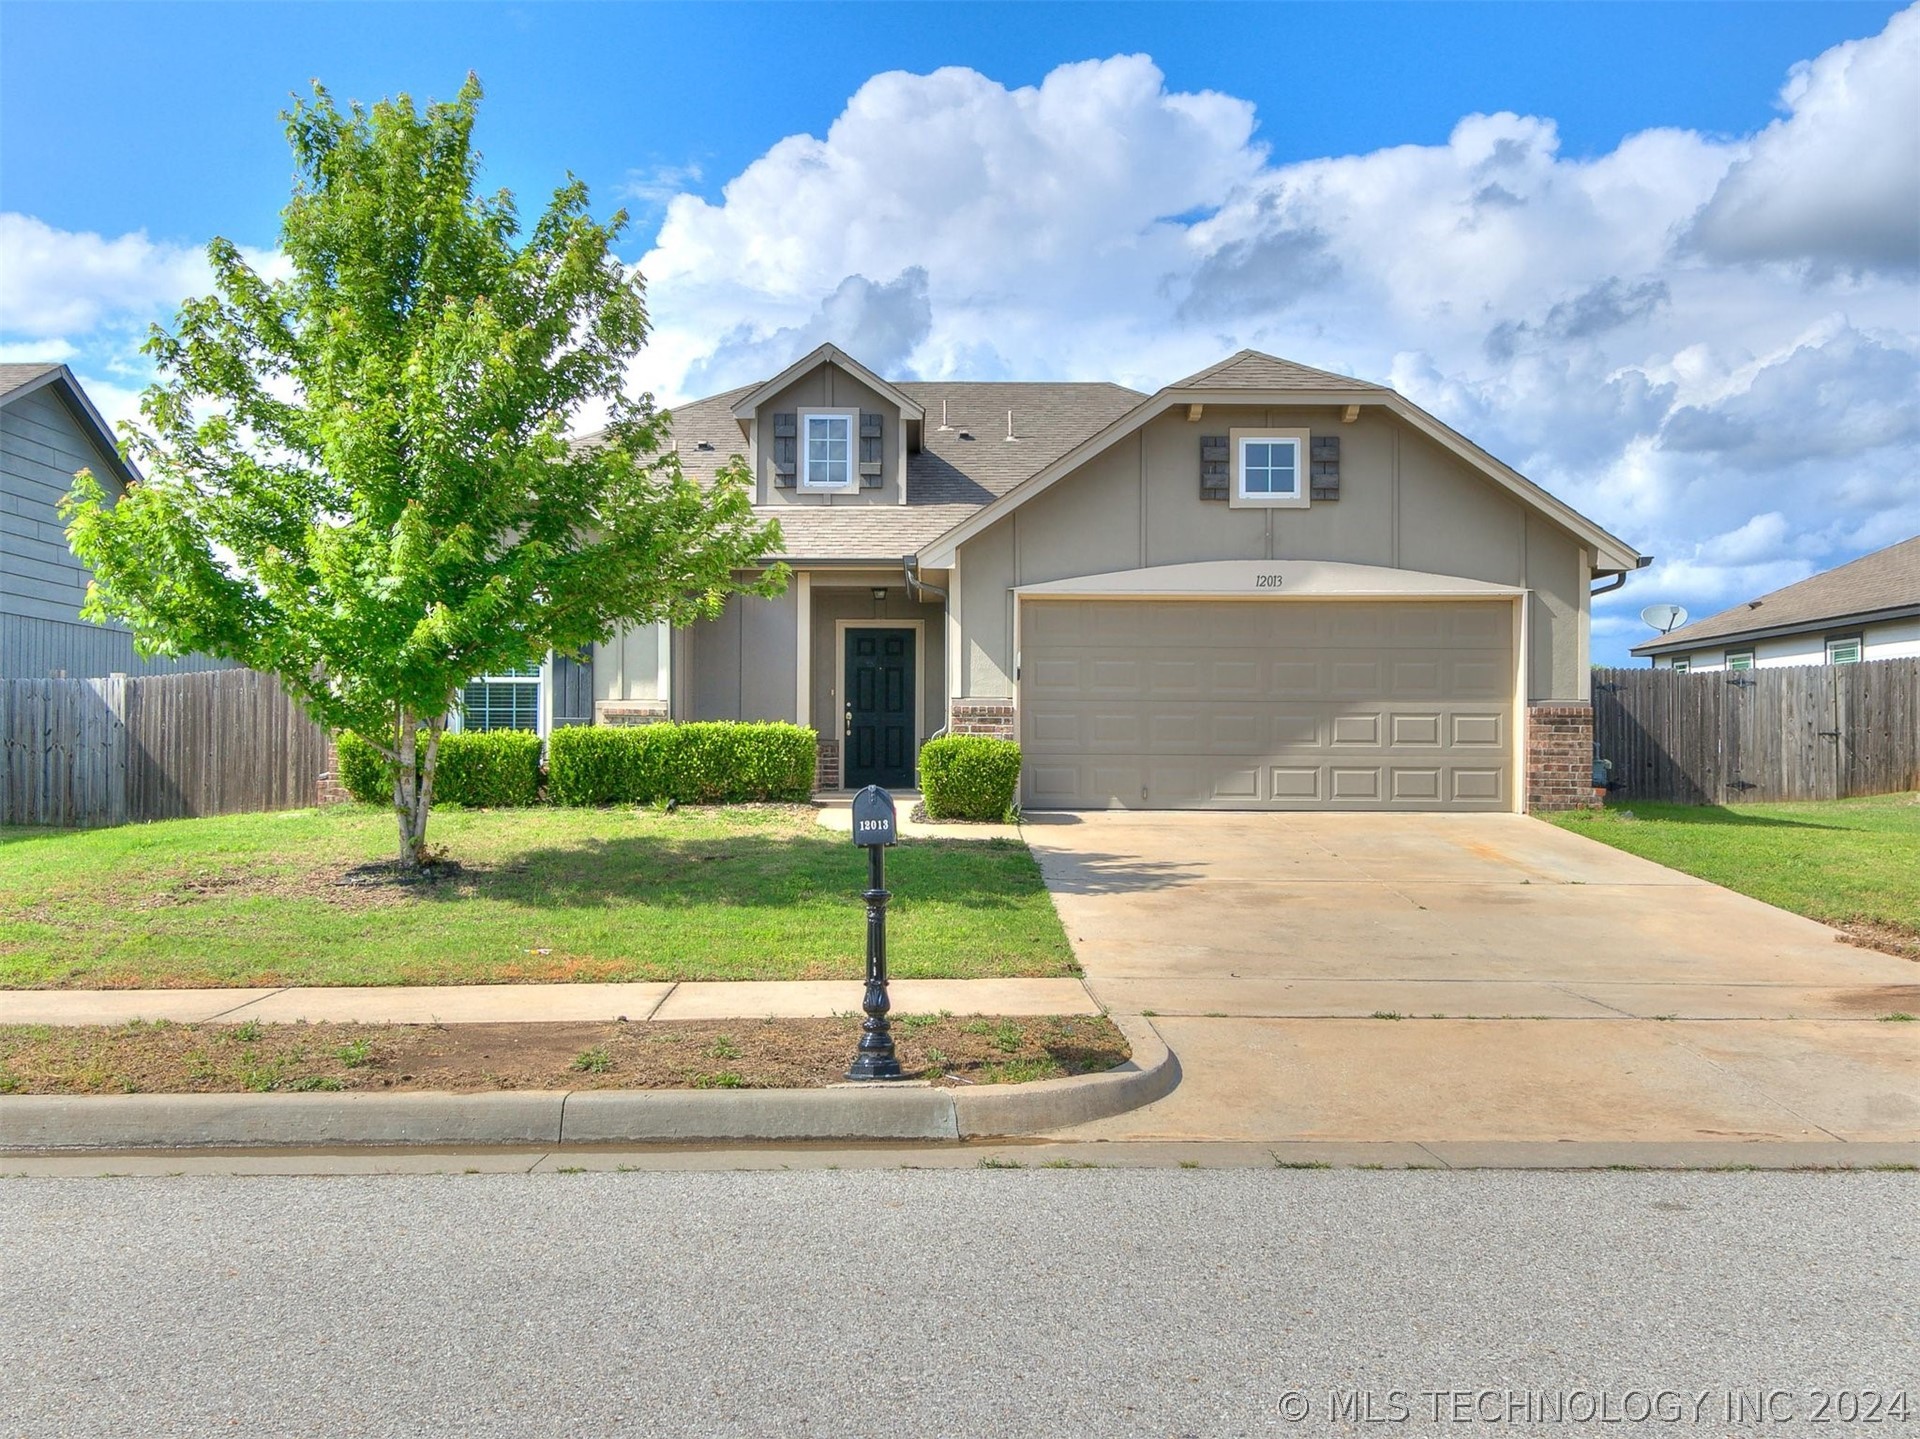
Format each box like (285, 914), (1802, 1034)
(851, 784), (897, 847)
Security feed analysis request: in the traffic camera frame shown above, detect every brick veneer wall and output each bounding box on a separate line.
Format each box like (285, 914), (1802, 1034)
(814, 737), (840, 793)
(949, 698), (1016, 739)
(1527, 703), (1598, 811)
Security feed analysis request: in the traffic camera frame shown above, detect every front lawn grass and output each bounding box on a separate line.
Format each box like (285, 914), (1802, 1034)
(0, 805), (1076, 988)
(1546, 793), (1920, 958)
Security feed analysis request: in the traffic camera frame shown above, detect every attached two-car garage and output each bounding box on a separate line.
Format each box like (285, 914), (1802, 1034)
(1018, 586), (1519, 812)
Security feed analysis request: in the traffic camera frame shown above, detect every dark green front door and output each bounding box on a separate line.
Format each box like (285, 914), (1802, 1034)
(844, 628), (916, 789)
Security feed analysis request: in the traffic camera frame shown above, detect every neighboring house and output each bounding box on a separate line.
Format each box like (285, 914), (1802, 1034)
(1631, 536), (1920, 674)
(0, 363), (228, 680)
(552, 344), (1644, 813)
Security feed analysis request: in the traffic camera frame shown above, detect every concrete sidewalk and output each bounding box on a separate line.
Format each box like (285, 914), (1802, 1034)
(0, 978), (1100, 1027)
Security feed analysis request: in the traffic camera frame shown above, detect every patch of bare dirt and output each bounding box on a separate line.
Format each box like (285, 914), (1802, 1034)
(0, 1014), (1128, 1095)
(1837, 920), (1920, 963)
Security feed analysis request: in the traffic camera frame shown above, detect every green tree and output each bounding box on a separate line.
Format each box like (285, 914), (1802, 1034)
(64, 77), (782, 868)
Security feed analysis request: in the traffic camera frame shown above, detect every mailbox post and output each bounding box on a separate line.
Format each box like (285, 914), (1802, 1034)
(846, 785), (903, 1080)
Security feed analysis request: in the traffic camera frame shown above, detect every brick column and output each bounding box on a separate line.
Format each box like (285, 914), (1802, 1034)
(1527, 703), (1598, 811)
(813, 737), (840, 793)
(948, 698), (1015, 739)
(314, 737), (351, 806)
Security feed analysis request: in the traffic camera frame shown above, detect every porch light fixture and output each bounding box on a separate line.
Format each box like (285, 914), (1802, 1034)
(871, 587), (887, 601)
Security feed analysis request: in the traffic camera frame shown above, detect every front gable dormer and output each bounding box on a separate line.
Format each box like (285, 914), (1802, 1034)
(729, 344), (926, 507)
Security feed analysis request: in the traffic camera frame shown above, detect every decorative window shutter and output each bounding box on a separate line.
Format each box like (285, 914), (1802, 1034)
(1199, 435), (1229, 501)
(859, 411), (884, 488)
(1310, 434), (1340, 500)
(771, 412), (797, 488)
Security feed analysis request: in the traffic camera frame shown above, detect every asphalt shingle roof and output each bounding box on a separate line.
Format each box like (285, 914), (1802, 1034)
(588, 349), (1390, 562)
(1167, 349), (1387, 393)
(0, 363), (62, 404)
(1633, 535), (1920, 654)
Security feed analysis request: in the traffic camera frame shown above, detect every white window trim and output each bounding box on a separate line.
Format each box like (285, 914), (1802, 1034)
(453, 662), (544, 735)
(1670, 657), (1690, 673)
(1227, 426), (1311, 509)
(1826, 634), (1863, 665)
(798, 408), (859, 492)
(1725, 649), (1754, 671)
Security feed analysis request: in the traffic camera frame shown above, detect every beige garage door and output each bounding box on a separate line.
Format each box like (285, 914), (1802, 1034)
(1020, 598), (1515, 811)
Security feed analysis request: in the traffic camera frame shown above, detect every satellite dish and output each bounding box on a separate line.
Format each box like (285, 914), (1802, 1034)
(1640, 603), (1688, 634)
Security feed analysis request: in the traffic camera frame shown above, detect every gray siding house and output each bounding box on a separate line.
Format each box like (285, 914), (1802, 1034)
(0, 363), (227, 680)
(566, 345), (1648, 813)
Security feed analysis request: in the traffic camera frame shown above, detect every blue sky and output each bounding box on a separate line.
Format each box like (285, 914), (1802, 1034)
(3, 2), (1901, 250)
(2, 2), (1916, 664)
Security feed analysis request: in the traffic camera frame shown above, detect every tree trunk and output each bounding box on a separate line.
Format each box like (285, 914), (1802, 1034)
(391, 710), (445, 870)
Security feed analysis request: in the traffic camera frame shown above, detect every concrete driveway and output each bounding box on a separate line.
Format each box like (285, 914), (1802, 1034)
(1025, 811), (1920, 1147)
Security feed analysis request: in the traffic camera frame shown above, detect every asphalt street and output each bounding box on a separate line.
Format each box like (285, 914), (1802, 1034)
(2, 1168), (1914, 1437)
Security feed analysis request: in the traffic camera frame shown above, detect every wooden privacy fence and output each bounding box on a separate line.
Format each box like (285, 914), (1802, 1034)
(0, 670), (331, 828)
(1592, 658), (1920, 804)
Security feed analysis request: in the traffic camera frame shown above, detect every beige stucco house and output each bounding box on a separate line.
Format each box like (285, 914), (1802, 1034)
(557, 345), (1646, 812)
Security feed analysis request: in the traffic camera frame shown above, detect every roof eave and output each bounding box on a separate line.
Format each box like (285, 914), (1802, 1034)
(727, 343), (928, 423)
(0, 365), (143, 491)
(1630, 601), (1920, 656)
(916, 384), (1644, 574)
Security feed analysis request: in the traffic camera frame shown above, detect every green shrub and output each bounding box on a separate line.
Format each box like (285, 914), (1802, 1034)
(334, 729), (543, 808)
(920, 735), (1021, 822)
(336, 731), (390, 806)
(548, 722), (817, 806)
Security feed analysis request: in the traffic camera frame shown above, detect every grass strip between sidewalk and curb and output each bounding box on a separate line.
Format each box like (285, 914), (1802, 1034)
(0, 1014), (1128, 1096)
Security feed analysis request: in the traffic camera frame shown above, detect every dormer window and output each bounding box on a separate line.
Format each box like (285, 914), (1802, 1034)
(800, 409), (858, 491)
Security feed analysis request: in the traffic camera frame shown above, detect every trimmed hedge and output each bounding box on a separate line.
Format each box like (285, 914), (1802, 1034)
(335, 729), (543, 808)
(549, 722), (817, 807)
(919, 735), (1022, 822)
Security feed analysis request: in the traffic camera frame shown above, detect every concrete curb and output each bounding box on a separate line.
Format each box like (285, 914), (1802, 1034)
(0, 1091), (567, 1151)
(952, 1015), (1178, 1138)
(0, 1018), (1176, 1151)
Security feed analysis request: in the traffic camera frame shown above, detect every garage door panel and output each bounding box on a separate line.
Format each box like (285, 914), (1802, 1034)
(1331, 712), (1382, 746)
(1390, 658), (1444, 695)
(1270, 660), (1323, 697)
(1450, 658), (1509, 698)
(1329, 659), (1385, 696)
(1019, 599), (1513, 811)
(1451, 713), (1504, 747)
(1452, 768), (1505, 802)
(1028, 657), (1082, 695)
(1391, 713), (1443, 746)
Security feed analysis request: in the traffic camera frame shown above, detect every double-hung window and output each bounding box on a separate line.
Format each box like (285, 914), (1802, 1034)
(462, 665), (541, 732)
(1670, 657), (1690, 673)
(1229, 428), (1311, 508)
(800, 410), (857, 491)
(1725, 649), (1755, 671)
(1826, 635), (1863, 665)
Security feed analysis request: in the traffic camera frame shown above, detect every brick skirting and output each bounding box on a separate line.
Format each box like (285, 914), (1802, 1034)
(1527, 703), (1598, 812)
(596, 701), (669, 726)
(948, 698), (1015, 740)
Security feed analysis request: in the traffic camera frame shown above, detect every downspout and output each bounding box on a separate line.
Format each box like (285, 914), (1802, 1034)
(1590, 554), (1654, 597)
(903, 555), (953, 759)
(902, 553), (947, 606)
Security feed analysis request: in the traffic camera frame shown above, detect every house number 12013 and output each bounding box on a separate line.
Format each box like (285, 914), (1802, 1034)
(1253, 574), (1284, 588)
